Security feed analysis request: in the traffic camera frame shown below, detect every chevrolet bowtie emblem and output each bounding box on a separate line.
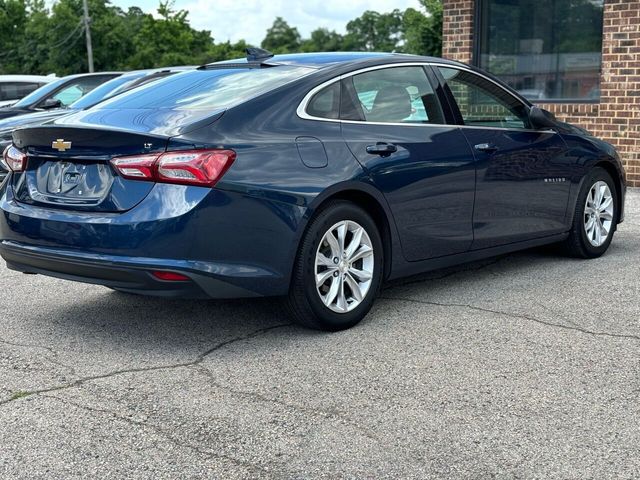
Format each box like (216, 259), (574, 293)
(52, 139), (72, 152)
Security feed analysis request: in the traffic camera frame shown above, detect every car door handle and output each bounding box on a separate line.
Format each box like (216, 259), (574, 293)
(366, 143), (398, 156)
(474, 143), (499, 153)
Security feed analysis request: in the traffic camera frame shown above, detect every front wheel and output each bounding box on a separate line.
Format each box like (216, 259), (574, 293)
(287, 201), (383, 331)
(563, 167), (618, 258)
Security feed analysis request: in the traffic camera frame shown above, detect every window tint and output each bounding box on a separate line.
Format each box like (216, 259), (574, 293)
(306, 82), (340, 119)
(345, 66), (444, 124)
(0, 82), (40, 101)
(96, 67), (312, 111)
(46, 76), (113, 107)
(438, 67), (530, 129)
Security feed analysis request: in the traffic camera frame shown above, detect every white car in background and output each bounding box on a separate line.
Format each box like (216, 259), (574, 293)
(0, 75), (57, 108)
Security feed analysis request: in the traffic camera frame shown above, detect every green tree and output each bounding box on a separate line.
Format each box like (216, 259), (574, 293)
(0, 2), (445, 75)
(261, 16), (301, 53)
(344, 9), (404, 51)
(402, 0), (443, 56)
(0, 0), (30, 73)
(126, 2), (213, 69)
(208, 39), (251, 62)
(300, 28), (344, 52)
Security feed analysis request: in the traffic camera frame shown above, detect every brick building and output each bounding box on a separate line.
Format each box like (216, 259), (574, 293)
(442, 0), (640, 187)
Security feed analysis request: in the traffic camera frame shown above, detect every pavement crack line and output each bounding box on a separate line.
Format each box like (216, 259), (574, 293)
(0, 323), (292, 407)
(192, 364), (383, 445)
(0, 336), (60, 356)
(0, 336), (78, 376)
(39, 393), (270, 476)
(380, 296), (640, 342)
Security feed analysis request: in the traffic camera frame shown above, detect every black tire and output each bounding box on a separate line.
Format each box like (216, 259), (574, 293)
(563, 167), (618, 258)
(286, 200), (384, 331)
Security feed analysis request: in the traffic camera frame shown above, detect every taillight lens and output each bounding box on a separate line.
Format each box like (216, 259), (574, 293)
(111, 149), (236, 187)
(3, 145), (27, 172)
(110, 154), (157, 181)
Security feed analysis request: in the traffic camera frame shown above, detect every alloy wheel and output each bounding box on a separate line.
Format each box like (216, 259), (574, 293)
(584, 180), (614, 247)
(315, 220), (375, 313)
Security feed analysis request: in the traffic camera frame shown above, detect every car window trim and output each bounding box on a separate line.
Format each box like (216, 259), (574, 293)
(432, 64), (533, 130)
(297, 62), (553, 134)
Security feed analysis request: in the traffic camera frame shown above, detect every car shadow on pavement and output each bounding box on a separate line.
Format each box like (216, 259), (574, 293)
(36, 243), (592, 352)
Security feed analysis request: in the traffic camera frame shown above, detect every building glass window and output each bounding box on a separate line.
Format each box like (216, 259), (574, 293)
(477, 0), (604, 102)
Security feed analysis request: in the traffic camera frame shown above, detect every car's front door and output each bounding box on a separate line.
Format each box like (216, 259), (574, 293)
(337, 65), (477, 261)
(435, 66), (573, 249)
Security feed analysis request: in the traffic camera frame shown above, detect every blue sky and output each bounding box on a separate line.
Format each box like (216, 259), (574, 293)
(109, 0), (422, 45)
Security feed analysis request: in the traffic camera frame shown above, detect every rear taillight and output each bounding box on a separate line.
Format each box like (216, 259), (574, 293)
(3, 145), (27, 172)
(111, 149), (236, 187)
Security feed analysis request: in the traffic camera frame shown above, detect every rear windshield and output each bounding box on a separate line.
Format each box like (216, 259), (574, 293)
(93, 66), (313, 111)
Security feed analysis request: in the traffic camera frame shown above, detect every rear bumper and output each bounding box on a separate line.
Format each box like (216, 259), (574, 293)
(0, 179), (307, 298)
(1, 240), (265, 298)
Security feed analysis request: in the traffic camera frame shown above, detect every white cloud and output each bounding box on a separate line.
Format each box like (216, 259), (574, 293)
(113, 0), (423, 45)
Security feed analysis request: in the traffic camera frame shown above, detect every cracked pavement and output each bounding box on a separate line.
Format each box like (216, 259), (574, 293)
(0, 190), (639, 479)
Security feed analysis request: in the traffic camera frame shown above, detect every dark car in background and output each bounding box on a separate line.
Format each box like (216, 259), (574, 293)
(0, 72), (120, 121)
(0, 51), (626, 331)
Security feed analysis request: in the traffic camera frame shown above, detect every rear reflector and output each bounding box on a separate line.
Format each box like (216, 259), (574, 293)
(152, 271), (191, 282)
(3, 145), (27, 172)
(111, 149), (236, 187)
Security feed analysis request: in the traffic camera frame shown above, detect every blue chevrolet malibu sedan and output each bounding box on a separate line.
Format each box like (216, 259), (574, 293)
(0, 51), (626, 331)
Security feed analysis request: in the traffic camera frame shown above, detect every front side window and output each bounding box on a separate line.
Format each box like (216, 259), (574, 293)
(439, 67), (530, 129)
(477, 0), (604, 102)
(344, 66), (445, 124)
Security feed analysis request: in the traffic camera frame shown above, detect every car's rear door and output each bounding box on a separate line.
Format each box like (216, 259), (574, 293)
(336, 64), (476, 261)
(434, 66), (572, 249)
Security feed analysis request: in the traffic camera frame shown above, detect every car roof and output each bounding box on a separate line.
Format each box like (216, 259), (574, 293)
(56, 72), (123, 80)
(0, 75), (57, 83)
(213, 52), (467, 70)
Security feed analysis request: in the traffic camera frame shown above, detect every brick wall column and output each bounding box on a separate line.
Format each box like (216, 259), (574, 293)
(442, 0), (475, 64)
(594, 0), (640, 186)
(441, 0), (640, 187)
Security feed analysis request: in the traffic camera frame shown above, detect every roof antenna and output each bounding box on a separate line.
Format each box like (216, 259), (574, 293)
(246, 48), (274, 63)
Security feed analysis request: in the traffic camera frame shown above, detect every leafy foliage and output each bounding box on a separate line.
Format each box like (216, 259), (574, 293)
(261, 16), (301, 53)
(0, 0), (443, 75)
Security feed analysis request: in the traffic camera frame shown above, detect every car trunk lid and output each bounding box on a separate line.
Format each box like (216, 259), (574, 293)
(11, 125), (171, 212)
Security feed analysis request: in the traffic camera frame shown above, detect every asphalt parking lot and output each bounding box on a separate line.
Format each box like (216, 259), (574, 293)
(0, 190), (638, 479)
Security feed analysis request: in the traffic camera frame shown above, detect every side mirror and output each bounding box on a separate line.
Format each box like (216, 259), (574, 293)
(529, 106), (558, 130)
(40, 98), (62, 110)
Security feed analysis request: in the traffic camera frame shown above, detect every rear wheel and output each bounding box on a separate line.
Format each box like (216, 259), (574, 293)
(287, 201), (383, 331)
(563, 167), (617, 258)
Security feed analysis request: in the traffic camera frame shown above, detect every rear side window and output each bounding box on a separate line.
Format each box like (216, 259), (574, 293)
(344, 66), (445, 124)
(306, 82), (340, 119)
(96, 67), (313, 111)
